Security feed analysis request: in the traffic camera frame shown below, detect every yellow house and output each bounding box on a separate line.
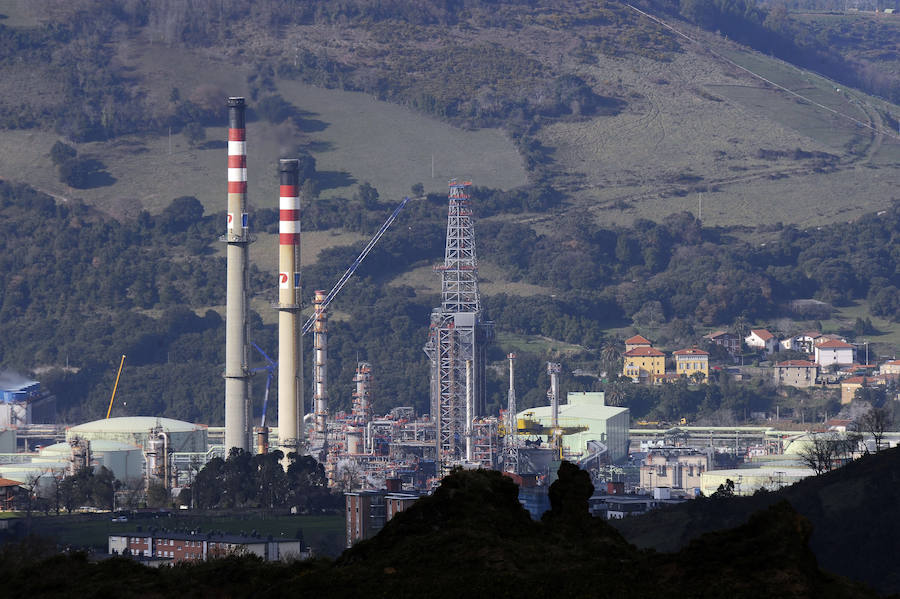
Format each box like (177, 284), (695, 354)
(623, 346), (666, 384)
(673, 348), (709, 379)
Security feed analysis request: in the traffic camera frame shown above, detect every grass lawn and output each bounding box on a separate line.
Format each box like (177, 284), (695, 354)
(494, 331), (585, 356)
(822, 300), (900, 359)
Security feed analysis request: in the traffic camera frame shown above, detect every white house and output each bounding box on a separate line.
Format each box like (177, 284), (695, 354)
(880, 359), (900, 375)
(815, 339), (854, 367)
(745, 329), (777, 354)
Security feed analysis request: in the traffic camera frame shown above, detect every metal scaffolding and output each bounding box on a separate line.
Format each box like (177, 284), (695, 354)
(424, 180), (492, 474)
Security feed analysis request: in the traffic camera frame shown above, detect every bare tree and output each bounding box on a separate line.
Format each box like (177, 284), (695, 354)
(857, 407), (891, 452)
(17, 472), (44, 519)
(798, 433), (842, 475)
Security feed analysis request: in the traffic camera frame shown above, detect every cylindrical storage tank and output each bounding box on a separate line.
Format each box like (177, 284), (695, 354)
(90, 440), (144, 482)
(0, 428), (16, 453)
(67, 417), (208, 453)
(347, 429), (363, 455)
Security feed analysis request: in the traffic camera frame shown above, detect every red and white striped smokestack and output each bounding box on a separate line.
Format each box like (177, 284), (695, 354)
(277, 159), (302, 463)
(313, 289), (328, 450)
(224, 97), (251, 453)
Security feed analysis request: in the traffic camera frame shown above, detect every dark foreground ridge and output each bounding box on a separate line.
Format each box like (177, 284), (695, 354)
(0, 463), (875, 598)
(613, 446), (900, 595)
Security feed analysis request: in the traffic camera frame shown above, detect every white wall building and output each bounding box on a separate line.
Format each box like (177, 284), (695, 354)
(815, 339), (855, 367)
(745, 329), (777, 354)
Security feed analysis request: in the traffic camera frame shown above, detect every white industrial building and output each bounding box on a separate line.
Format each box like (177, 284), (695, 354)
(517, 392), (630, 463)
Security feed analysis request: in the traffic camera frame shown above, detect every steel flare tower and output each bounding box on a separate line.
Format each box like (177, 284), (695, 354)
(424, 179), (492, 473)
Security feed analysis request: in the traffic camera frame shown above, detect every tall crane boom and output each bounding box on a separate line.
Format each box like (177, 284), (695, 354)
(301, 196), (409, 335)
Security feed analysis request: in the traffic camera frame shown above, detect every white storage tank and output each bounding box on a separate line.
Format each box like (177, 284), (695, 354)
(66, 416), (208, 453)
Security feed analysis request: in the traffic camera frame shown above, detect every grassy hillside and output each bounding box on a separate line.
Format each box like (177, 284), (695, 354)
(2, 1), (900, 425)
(0, 0), (896, 230)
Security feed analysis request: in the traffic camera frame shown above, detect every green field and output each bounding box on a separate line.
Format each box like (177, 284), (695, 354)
(494, 331), (585, 357)
(390, 261), (553, 298)
(26, 511), (346, 557)
(0, 38), (527, 221)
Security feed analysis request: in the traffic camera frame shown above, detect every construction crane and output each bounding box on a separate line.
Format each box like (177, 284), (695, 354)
(301, 196), (409, 335)
(250, 342), (276, 428)
(105, 354), (126, 419)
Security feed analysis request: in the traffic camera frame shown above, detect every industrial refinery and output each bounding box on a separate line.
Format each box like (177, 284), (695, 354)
(0, 95), (883, 518)
(0, 96), (630, 501)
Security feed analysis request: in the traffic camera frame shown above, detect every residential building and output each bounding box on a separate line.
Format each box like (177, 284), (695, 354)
(624, 334), (652, 352)
(745, 329), (777, 354)
(795, 331), (824, 353)
(639, 448), (709, 493)
(673, 348), (709, 379)
(880, 360), (900, 375)
(703, 331), (741, 354)
(840, 375), (897, 405)
(623, 346), (666, 384)
(591, 492), (686, 519)
(774, 360), (818, 388)
(346, 490), (421, 547)
(108, 531), (303, 563)
(815, 339), (855, 367)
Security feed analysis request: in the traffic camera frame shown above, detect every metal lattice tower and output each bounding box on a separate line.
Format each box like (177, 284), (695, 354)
(503, 353), (519, 474)
(424, 180), (492, 474)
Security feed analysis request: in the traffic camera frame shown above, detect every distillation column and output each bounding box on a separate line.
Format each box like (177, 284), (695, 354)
(352, 362), (372, 451)
(313, 289), (328, 451)
(224, 97), (251, 453)
(548, 362), (561, 457)
(277, 159), (302, 460)
(465, 359), (473, 462)
(503, 353), (519, 473)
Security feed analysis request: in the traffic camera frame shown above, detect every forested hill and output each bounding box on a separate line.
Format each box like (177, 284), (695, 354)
(0, 466), (877, 598)
(0, 1), (898, 424)
(4, 178), (900, 425)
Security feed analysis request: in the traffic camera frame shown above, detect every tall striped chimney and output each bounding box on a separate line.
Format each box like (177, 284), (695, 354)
(224, 97), (251, 453)
(277, 159), (302, 462)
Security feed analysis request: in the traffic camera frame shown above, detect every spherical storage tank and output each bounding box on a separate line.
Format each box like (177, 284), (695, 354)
(66, 416), (208, 453)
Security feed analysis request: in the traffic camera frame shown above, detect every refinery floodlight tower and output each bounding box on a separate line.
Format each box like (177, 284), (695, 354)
(424, 180), (493, 474)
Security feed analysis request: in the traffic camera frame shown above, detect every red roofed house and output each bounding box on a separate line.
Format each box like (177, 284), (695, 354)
(0, 477), (22, 510)
(745, 329), (777, 354)
(623, 346), (666, 384)
(815, 339), (855, 367)
(624, 335), (652, 352)
(880, 360), (900, 375)
(774, 360), (818, 388)
(673, 349), (709, 379)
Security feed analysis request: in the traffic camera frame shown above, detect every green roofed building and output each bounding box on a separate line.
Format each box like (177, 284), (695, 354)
(517, 392), (630, 463)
